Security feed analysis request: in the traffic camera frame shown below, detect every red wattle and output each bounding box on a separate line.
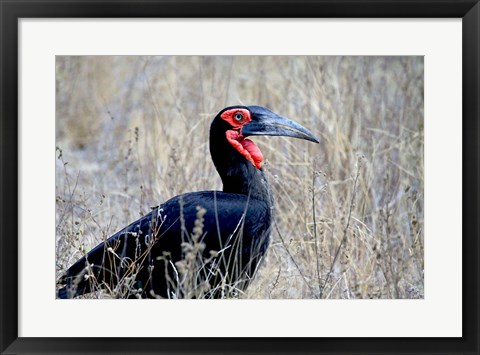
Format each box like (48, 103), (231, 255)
(240, 138), (263, 169)
(225, 130), (263, 169)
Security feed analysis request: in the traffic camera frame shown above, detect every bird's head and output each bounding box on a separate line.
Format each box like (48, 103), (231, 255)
(213, 105), (319, 169)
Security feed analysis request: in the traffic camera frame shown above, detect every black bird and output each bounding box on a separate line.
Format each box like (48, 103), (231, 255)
(57, 105), (318, 299)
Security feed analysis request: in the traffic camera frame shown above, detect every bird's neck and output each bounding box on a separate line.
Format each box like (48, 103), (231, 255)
(221, 161), (272, 203)
(210, 133), (273, 203)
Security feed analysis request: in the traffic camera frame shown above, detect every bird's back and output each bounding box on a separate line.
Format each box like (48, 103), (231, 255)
(58, 191), (271, 299)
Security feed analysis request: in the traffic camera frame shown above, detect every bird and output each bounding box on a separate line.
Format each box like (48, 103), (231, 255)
(57, 105), (319, 299)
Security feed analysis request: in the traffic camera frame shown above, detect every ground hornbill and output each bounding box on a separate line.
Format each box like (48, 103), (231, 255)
(57, 105), (319, 299)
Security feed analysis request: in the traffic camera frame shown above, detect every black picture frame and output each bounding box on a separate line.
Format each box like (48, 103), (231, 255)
(1, 1), (479, 354)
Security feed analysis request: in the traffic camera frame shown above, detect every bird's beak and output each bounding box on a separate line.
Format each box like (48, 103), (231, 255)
(241, 109), (319, 143)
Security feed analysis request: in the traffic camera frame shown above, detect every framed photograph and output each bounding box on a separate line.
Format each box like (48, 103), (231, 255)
(1, 1), (478, 354)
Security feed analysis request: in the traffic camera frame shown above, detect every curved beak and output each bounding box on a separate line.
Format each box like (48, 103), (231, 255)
(241, 106), (319, 143)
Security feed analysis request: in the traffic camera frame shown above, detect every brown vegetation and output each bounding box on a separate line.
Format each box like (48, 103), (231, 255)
(56, 56), (424, 299)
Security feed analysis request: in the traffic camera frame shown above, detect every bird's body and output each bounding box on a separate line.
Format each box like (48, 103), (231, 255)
(59, 191), (271, 298)
(58, 105), (318, 299)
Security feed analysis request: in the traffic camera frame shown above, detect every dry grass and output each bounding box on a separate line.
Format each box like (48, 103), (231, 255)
(56, 56), (424, 299)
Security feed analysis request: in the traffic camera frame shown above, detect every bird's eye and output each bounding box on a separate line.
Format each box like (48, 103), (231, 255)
(234, 112), (243, 121)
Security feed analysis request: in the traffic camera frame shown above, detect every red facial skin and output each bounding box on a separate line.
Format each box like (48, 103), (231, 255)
(221, 108), (264, 169)
(220, 108), (252, 128)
